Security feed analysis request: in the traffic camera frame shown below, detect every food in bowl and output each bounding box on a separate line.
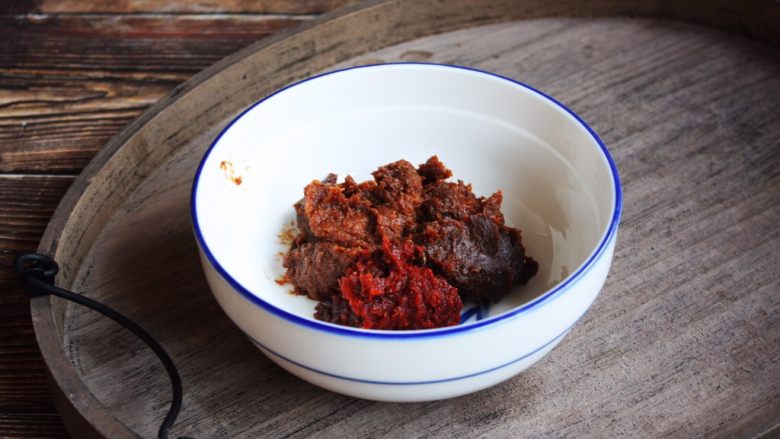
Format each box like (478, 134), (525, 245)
(192, 63), (621, 402)
(281, 155), (538, 330)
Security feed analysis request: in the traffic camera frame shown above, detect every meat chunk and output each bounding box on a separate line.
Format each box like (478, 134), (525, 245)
(283, 242), (363, 300)
(417, 155), (452, 184)
(292, 199), (311, 243)
(314, 293), (363, 327)
(420, 214), (538, 303)
(372, 159), (423, 213)
(299, 179), (378, 248)
(341, 175), (379, 202)
(371, 160), (424, 239)
(481, 191), (505, 225)
(373, 205), (407, 241)
(419, 179), (505, 225)
(419, 180), (482, 222)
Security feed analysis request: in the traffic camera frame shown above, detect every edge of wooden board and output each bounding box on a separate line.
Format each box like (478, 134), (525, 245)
(31, 0), (780, 437)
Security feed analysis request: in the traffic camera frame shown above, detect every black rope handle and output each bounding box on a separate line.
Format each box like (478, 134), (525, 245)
(15, 253), (193, 439)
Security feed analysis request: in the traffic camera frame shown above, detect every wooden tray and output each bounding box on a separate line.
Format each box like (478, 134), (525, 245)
(33, 1), (780, 437)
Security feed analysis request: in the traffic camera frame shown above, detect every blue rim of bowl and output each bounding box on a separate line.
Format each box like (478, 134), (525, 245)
(191, 62), (623, 339)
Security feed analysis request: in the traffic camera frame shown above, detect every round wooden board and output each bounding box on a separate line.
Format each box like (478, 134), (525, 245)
(33, 1), (780, 438)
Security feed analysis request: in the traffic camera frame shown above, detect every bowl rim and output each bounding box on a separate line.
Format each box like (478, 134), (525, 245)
(191, 62), (622, 339)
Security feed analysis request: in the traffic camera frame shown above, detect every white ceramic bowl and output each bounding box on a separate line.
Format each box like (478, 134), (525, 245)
(192, 63), (621, 402)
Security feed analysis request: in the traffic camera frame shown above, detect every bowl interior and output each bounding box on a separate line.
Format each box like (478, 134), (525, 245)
(194, 64), (616, 325)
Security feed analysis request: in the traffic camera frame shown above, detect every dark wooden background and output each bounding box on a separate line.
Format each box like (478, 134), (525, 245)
(0, 1), (348, 437)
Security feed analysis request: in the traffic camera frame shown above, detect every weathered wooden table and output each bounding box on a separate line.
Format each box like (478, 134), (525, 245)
(1, 2), (345, 437)
(2, 1), (779, 438)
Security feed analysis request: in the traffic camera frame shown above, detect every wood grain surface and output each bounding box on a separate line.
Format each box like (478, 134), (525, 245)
(47, 13), (780, 439)
(4, 0), (780, 438)
(12, 0), (355, 14)
(0, 10), (316, 173)
(0, 1), (337, 437)
(1, 176), (76, 438)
